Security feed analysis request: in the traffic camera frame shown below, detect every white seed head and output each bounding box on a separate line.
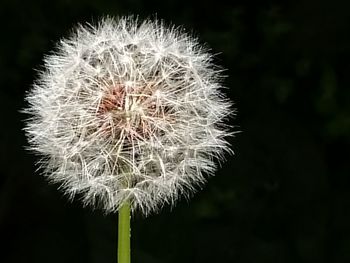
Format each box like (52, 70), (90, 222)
(24, 16), (234, 215)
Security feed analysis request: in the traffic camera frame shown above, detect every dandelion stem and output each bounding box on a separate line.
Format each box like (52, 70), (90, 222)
(118, 201), (131, 263)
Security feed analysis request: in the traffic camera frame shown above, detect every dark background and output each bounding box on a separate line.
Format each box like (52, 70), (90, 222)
(1, 0), (350, 262)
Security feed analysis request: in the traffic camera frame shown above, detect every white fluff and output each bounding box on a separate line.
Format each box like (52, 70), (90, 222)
(24, 17), (234, 215)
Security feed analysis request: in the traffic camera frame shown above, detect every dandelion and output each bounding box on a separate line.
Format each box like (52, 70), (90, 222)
(24, 16), (234, 263)
(24, 16), (233, 215)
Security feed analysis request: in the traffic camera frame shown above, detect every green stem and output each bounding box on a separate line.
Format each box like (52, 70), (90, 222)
(118, 201), (131, 263)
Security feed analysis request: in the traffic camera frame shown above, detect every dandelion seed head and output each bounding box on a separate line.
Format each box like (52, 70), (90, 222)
(24, 16), (234, 215)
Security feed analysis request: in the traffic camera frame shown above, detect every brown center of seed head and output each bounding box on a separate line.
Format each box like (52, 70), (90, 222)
(97, 83), (160, 141)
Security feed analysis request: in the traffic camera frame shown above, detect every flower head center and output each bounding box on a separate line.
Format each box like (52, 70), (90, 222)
(97, 83), (159, 141)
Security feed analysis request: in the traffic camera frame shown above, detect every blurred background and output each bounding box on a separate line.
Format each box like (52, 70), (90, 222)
(1, 0), (350, 262)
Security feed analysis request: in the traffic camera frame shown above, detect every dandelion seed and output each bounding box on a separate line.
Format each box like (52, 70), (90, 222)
(23, 16), (234, 216)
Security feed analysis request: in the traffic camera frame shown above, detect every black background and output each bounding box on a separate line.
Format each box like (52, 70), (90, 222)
(1, 0), (350, 262)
